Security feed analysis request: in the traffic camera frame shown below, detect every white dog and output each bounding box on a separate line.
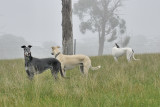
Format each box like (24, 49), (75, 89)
(112, 43), (139, 62)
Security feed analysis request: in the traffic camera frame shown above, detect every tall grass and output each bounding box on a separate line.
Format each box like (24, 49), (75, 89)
(0, 54), (160, 107)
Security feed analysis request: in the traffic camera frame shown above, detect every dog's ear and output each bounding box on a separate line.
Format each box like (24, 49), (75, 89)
(21, 45), (26, 48)
(115, 43), (120, 48)
(57, 46), (60, 48)
(28, 45), (32, 48)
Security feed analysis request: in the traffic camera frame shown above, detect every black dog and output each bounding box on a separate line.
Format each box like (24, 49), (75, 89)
(21, 45), (64, 80)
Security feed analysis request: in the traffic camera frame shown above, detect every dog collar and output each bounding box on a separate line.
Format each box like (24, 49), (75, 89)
(55, 52), (61, 58)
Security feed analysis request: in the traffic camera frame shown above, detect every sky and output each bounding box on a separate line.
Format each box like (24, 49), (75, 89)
(0, 0), (160, 51)
(121, 0), (160, 36)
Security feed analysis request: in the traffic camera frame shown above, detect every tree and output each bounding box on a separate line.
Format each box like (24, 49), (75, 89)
(74, 0), (127, 55)
(62, 0), (73, 55)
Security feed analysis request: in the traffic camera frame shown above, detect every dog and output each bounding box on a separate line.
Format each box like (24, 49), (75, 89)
(51, 46), (101, 77)
(21, 45), (64, 80)
(112, 43), (139, 62)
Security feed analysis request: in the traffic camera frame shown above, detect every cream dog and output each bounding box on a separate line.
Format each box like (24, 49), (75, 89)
(112, 43), (139, 62)
(51, 46), (101, 76)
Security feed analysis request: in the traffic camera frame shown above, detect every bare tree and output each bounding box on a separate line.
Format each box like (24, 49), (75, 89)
(74, 0), (126, 55)
(62, 0), (73, 55)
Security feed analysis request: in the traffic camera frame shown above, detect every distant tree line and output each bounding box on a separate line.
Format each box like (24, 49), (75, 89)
(0, 34), (57, 59)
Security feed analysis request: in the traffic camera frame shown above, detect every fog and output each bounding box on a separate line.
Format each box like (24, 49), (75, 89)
(0, 0), (160, 59)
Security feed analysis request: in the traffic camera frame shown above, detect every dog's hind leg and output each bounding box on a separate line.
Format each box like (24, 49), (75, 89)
(83, 66), (89, 77)
(50, 66), (58, 80)
(80, 66), (84, 74)
(79, 63), (84, 74)
(51, 70), (58, 80)
(127, 52), (132, 62)
(126, 54), (130, 62)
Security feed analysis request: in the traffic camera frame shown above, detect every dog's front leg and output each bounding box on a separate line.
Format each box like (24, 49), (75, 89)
(62, 69), (66, 77)
(61, 65), (66, 77)
(26, 70), (34, 80)
(114, 57), (118, 62)
(26, 70), (30, 76)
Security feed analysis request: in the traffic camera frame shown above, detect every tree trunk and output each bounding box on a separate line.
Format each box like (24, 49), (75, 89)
(98, 36), (105, 56)
(98, 22), (105, 56)
(62, 0), (73, 55)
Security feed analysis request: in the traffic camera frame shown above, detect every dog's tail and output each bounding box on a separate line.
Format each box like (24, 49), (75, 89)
(132, 49), (140, 60)
(90, 65), (101, 70)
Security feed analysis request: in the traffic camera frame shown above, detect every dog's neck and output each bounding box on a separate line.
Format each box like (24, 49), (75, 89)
(55, 52), (61, 58)
(24, 55), (33, 63)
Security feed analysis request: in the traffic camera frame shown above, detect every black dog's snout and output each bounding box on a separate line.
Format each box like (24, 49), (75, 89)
(24, 52), (31, 56)
(51, 53), (54, 55)
(28, 52), (31, 55)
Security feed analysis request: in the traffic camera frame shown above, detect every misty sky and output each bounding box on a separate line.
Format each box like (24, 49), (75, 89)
(0, 0), (160, 47)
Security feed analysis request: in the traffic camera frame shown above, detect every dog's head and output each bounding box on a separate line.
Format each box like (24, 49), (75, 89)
(51, 46), (60, 55)
(21, 45), (32, 57)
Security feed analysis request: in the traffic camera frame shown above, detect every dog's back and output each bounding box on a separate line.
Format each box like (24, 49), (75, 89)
(59, 54), (88, 64)
(29, 57), (61, 73)
(112, 47), (126, 57)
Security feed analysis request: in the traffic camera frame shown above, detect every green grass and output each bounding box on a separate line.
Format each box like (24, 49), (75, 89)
(0, 54), (160, 107)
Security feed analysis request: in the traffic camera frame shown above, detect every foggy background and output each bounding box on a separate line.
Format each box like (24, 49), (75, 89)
(0, 0), (160, 59)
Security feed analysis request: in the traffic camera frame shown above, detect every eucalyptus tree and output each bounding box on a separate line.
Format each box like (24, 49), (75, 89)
(74, 0), (127, 55)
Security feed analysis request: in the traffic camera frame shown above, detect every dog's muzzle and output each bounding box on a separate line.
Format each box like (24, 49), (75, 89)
(24, 52), (31, 57)
(51, 53), (54, 55)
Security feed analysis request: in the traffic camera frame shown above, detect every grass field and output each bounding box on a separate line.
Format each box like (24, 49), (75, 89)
(0, 54), (160, 107)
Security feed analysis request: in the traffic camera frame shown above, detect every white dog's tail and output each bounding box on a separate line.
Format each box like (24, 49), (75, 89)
(132, 50), (140, 60)
(90, 65), (101, 70)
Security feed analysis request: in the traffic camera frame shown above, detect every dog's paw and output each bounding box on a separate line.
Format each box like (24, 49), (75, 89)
(98, 65), (101, 68)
